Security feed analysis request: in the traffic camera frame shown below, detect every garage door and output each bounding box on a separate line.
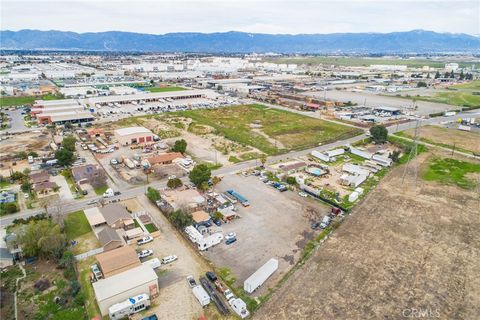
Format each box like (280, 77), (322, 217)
(139, 137), (145, 143)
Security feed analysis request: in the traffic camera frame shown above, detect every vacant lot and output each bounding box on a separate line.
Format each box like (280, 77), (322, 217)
(264, 56), (469, 68)
(414, 91), (480, 109)
(422, 157), (480, 190)
(399, 125), (480, 154)
(0, 94), (64, 107)
(256, 152), (480, 319)
(167, 104), (361, 155)
(204, 174), (329, 294)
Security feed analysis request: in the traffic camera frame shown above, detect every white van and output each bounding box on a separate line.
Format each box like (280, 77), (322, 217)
(142, 258), (161, 270)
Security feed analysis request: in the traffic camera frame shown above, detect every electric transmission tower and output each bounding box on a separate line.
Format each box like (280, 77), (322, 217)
(402, 120), (421, 185)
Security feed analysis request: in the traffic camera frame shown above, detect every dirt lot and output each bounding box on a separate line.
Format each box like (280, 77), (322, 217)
(255, 151), (480, 319)
(0, 131), (51, 160)
(204, 174), (329, 294)
(402, 124), (480, 154)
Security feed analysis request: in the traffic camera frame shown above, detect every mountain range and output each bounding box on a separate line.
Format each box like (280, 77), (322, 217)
(1, 29), (479, 53)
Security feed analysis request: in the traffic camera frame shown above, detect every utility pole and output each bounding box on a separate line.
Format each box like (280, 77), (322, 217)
(451, 142), (456, 156)
(402, 120), (420, 186)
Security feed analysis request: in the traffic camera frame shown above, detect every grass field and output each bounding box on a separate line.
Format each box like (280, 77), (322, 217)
(144, 86), (186, 92)
(167, 104), (361, 155)
(450, 80), (480, 90)
(0, 93), (64, 107)
(64, 210), (91, 239)
(264, 56), (475, 68)
(414, 91), (480, 109)
(422, 157), (480, 189)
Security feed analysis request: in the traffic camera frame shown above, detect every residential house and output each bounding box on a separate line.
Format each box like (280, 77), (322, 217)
(98, 227), (123, 252)
(99, 204), (134, 230)
(71, 164), (106, 186)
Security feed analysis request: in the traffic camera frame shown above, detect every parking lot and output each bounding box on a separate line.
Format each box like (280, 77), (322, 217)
(203, 174), (329, 294)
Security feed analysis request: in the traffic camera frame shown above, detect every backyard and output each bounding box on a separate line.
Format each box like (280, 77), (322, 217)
(165, 104), (361, 155)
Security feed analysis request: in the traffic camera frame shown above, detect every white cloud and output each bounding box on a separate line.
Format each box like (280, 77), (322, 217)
(1, 0), (478, 35)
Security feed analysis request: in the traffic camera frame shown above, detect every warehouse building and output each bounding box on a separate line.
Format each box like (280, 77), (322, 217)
(36, 111), (94, 125)
(92, 264), (159, 316)
(114, 126), (154, 146)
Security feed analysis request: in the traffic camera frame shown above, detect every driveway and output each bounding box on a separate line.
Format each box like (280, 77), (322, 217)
(131, 195), (212, 320)
(50, 175), (74, 201)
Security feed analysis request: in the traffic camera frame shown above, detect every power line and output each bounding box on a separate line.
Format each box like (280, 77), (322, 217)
(402, 120), (420, 186)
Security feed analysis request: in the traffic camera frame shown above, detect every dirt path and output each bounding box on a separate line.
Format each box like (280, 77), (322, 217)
(255, 152), (480, 320)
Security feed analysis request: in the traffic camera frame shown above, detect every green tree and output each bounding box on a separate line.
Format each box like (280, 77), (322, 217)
(212, 211), (224, 221)
(390, 150), (401, 163)
(62, 135), (77, 152)
(10, 171), (26, 181)
(188, 164), (211, 187)
(146, 187), (161, 202)
(369, 125), (388, 144)
(416, 81), (427, 88)
(172, 139), (187, 153)
(434, 71), (441, 79)
(55, 148), (75, 166)
(17, 220), (66, 259)
(21, 181), (32, 193)
(15, 151), (28, 160)
(286, 176), (297, 185)
(260, 154), (267, 167)
(169, 210), (194, 229)
(27, 151), (38, 158)
(1, 202), (19, 214)
(167, 178), (183, 189)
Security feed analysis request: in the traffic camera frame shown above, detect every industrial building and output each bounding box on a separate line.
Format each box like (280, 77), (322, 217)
(92, 264), (159, 316)
(114, 126), (155, 146)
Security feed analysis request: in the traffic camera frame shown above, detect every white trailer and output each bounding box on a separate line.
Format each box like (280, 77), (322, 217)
(192, 285), (210, 307)
(458, 124), (471, 132)
(349, 146), (373, 159)
(325, 148), (345, 158)
(197, 233), (223, 251)
(244, 258), (279, 294)
(311, 150), (330, 162)
(108, 293), (150, 320)
(372, 154), (392, 167)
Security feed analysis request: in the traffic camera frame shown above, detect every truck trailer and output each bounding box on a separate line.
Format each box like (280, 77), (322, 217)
(244, 258), (279, 293)
(192, 285), (210, 307)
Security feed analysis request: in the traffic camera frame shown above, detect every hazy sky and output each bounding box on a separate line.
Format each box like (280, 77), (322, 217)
(1, 0), (479, 35)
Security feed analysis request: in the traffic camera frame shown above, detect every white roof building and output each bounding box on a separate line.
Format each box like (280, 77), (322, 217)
(92, 264), (158, 316)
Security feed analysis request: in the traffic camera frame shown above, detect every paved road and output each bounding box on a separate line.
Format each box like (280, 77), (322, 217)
(4, 109), (29, 133)
(1, 110), (478, 226)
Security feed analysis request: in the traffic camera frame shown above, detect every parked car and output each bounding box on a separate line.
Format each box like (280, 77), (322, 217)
(142, 315), (158, 320)
(298, 192), (308, 198)
(161, 255), (178, 264)
(114, 191), (121, 196)
(206, 271), (217, 282)
(187, 275), (197, 288)
(224, 289), (235, 301)
(311, 222), (320, 230)
(137, 235), (154, 245)
(110, 159), (118, 165)
(226, 237), (237, 245)
(213, 219), (222, 226)
(87, 199), (98, 205)
(138, 249), (153, 259)
(320, 216), (332, 229)
(225, 232), (236, 241)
